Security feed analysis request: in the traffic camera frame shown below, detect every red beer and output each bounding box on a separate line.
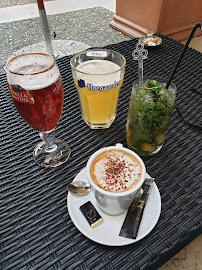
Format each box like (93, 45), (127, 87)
(7, 53), (70, 168)
(8, 76), (64, 132)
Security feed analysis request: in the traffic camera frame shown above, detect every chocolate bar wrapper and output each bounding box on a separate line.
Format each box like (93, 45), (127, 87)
(119, 178), (154, 239)
(80, 201), (103, 228)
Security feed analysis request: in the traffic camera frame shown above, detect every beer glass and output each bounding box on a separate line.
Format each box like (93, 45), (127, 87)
(7, 53), (70, 167)
(70, 49), (126, 129)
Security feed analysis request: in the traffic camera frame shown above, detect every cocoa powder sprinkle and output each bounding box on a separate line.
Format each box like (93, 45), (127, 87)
(93, 151), (141, 192)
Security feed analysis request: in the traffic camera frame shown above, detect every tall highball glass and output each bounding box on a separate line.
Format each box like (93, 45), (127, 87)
(70, 49), (126, 129)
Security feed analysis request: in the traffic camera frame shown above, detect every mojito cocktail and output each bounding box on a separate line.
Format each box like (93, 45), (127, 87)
(126, 77), (176, 156)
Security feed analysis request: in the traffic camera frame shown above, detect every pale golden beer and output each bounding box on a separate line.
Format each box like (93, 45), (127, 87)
(70, 49), (126, 129)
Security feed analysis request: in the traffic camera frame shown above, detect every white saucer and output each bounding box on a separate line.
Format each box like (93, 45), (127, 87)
(67, 168), (161, 246)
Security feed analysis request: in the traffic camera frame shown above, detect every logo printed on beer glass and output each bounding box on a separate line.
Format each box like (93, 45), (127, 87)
(9, 85), (34, 104)
(53, 77), (63, 94)
(78, 79), (85, 88)
(77, 79), (120, 92)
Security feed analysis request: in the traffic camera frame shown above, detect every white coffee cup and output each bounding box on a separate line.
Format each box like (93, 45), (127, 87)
(86, 143), (146, 215)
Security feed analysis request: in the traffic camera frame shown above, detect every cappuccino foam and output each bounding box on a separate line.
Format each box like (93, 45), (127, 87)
(90, 150), (142, 192)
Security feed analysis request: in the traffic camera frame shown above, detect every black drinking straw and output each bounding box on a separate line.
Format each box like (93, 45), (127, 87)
(166, 22), (202, 89)
(166, 22), (202, 131)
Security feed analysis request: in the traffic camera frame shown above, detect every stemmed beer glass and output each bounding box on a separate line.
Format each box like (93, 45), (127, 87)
(7, 53), (70, 167)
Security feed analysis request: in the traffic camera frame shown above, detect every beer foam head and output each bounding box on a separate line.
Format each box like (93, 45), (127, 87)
(90, 150), (142, 192)
(76, 60), (121, 86)
(76, 60), (120, 74)
(7, 54), (60, 90)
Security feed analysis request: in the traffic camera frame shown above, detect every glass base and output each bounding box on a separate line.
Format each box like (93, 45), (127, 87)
(127, 143), (163, 157)
(33, 138), (71, 168)
(82, 114), (116, 129)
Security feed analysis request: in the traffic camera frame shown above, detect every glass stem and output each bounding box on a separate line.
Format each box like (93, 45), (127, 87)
(40, 132), (57, 153)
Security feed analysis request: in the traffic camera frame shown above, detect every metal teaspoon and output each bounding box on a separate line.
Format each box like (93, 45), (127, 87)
(68, 181), (91, 195)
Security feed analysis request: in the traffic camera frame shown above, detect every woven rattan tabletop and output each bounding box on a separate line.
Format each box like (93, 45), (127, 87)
(0, 35), (201, 270)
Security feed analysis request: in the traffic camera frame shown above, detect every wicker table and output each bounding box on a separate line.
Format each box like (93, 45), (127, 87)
(0, 35), (201, 270)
